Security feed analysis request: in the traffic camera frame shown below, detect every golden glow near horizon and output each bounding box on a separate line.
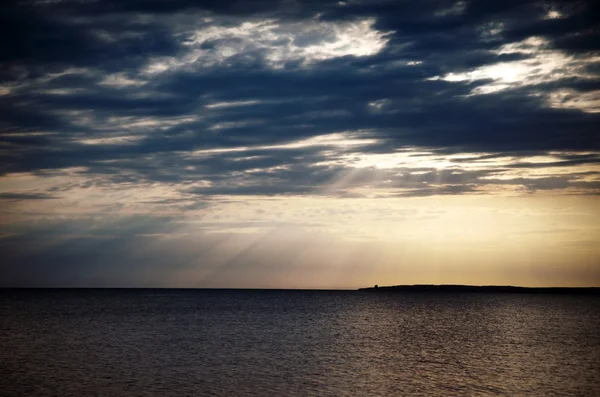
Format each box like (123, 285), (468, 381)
(2, 142), (599, 288)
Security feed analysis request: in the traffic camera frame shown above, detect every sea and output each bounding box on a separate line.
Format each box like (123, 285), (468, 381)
(1, 289), (598, 396)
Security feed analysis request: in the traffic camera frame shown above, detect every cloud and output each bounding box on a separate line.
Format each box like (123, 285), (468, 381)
(1, 0), (600, 287)
(427, 36), (600, 111)
(0, 192), (58, 200)
(144, 16), (391, 73)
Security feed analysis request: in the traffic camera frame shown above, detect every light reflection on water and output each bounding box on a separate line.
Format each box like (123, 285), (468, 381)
(1, 289), (599, 396)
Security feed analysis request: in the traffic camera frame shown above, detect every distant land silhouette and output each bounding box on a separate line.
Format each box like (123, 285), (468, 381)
(358, 284), (600, 295)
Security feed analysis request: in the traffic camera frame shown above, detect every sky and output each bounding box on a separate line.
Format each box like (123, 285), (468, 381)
(1, 0), (599, 288)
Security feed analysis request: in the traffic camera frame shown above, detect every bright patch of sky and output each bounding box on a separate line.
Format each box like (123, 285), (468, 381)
(145, 17), (391, 73)
(428, 36), (600, 112)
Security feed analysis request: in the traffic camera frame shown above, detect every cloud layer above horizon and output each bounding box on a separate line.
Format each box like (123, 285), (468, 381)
(1, 0), (599, 287)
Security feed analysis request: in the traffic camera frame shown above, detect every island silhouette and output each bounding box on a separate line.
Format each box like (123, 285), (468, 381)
(358, 284), (600, 295)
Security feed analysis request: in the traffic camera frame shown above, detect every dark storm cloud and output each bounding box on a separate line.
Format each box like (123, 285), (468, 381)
(1, 0), (599, 198)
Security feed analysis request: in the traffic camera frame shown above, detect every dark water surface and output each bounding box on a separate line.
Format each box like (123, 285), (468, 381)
(1, 289), (599, 396)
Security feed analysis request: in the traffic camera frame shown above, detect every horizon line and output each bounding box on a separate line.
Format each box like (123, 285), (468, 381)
(2, 284), (600, 290)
